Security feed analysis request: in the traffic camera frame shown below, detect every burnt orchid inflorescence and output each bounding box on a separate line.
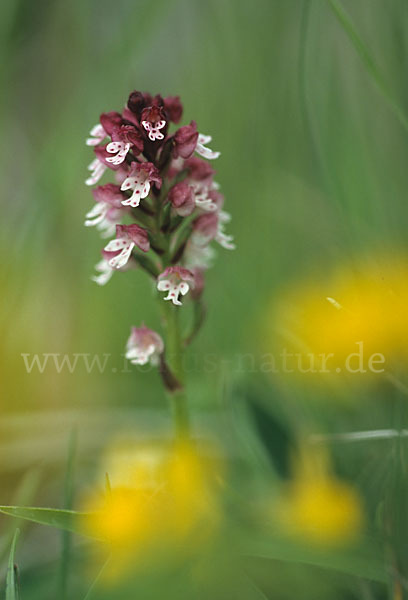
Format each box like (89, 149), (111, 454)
(85, 90), (234, 432)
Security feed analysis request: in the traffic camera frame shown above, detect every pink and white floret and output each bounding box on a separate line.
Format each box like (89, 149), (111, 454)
(125, 325), (164, 366)
(120, 162), (161, 208)
(157, 266), (195, 306)
(104, 224), (150, 269)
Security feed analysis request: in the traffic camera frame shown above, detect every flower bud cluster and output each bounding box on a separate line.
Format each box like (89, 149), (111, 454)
(85, 91), (234, 368)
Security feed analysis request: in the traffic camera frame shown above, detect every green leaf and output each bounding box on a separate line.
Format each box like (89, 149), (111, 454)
(244, 534), (387, 583)
(5, 529), (19, 600)
(0, 506), (90, 537)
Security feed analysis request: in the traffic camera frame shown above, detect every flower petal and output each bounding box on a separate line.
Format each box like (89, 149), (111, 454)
(104, 238), (129, 252)
(178, 282), (189, 296)
(157, 280), (171, 291)
(108, 243), (135, 269)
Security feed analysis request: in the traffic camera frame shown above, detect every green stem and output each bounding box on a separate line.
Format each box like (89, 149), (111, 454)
(160, 299), (190, 438)
(170, 388), (190, 439)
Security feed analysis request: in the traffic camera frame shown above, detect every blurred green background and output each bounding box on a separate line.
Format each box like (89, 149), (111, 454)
(1, 0), (408, 598)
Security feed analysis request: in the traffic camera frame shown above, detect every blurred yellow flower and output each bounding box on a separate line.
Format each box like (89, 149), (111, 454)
(268, 256), (408, 381)
(81, 438), (221, 579)
(165, 441), (219, 537)
(278, 476), (363, 546)
(275, 447), (363, 546)
(84, 486), (152, 552)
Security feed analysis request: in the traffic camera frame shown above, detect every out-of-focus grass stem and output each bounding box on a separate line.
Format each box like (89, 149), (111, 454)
(327, 0), (408, 134)
(298, 0), (319, 167)
(298, 0), (342, 208)
(58, 428), (77, 600)
(82, 557), (111, 600)
(386, 373), (408, 398)
(184, 299), (206, 347)
(310, 429), (408, 444)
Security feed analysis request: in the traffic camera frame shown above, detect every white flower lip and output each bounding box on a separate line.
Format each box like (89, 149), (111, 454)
(86, 123), (107, 146)
(195, 133), (220, 160)
(85, 158), (107, 186)
(104, 238), (135, 269)
(157, 277), (190, 306)
(142, 120), (166, 142)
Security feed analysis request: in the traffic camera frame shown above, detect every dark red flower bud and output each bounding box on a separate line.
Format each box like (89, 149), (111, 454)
(140, 105), (166, 127)
(116, 223), (150, 252)
(192, 212), (218, 244)
(164, 96), (183, 123)
(190, 268), (205, 300)
(151, 94), (164, 108)
(92, 183), (124, 208)
(184, 156), (215, 182)
(111, 125), (144, 155)
(173, 121), (199, 159)
(168, 182), (195, 216)
(127, 91), (152, 116)
(100, 112), (122, 136)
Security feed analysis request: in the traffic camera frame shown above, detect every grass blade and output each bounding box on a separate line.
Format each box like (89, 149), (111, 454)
(5, 529), (20, 600)
(244, 534), (387, 583)
(0, 506), (90, 537)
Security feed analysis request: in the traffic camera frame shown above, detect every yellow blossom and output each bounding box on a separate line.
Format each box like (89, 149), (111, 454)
(268, 256), (408, 383)
(164, 441), (219, 538)
(83, 486), (153, 552)
(80, 438), (221, 579)
(275, 447), (363, 546)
